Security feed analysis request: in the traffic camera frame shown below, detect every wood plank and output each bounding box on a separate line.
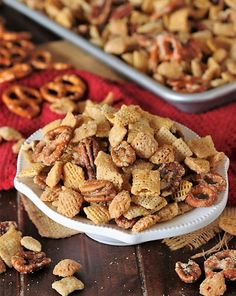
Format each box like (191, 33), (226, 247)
(0, 190), (20, 296)
(137, 235), (236, 296)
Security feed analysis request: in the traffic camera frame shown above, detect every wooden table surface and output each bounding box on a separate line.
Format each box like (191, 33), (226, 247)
(0, 4), (236, 296)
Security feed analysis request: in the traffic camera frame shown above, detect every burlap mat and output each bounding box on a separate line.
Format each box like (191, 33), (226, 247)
(20, 195), (79, 239)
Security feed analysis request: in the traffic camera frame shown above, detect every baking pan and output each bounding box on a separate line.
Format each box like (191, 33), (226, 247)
(3, 0), (236, 113)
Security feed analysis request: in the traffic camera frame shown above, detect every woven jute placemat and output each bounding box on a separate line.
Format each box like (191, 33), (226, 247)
(162, 207), (235, 251)
(20, 195), (79, 239)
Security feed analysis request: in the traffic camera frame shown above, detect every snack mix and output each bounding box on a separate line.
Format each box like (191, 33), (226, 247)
(18, 100), (227, 233)
(0, 221), (51, 274)
(175, 249), (236, 296)
(20, 0), (236, 93)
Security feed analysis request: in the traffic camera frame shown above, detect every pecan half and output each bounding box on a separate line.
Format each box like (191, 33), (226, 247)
(111, 141), (136, 167)
(115, 216), (137, 229)
(159, 161), (185, 195)
(11, 251), (51, 274)
(110, 3), (132, 20)
(74, 137), (99, 179)
(33, 166), (51, 190)
(80, 180), (116, 202)
(0, 221), (17, 236)
(87, 0), (112, 25)
(175, 260), (201, 283)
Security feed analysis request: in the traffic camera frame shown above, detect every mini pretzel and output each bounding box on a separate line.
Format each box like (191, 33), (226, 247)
(196, 172), (226, 193)
(40, 82), (65, 103)
(2, 85), (42, 119)
(8, 47), (29, 65)
(0, 63), (32, 83)
(204, 250), (236, 281)
(0, 48), (11, 68)
(32, 126), (73, 165)
(40, 74), (86, 103)
(54, 74), (86, 100)
(30, 50), (52, 69)
(3, 39), (35, 51)
(0, 46), (28, 67)
(185, 184), (217, 207)
(11, 251), (51, 274)
(156, 34), (182, 62)
(0, 31), (31, 41)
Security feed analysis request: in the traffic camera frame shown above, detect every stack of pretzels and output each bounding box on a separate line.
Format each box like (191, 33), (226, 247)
(0, 17), (87, 119)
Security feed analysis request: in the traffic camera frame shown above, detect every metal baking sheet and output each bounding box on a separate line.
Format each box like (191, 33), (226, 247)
(3, 0), (236, 113)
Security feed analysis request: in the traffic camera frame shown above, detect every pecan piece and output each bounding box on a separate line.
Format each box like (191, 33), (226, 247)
(11, 251), (51, 274)
(110, 3), (132, 20)
(159, 161), (185, 195)
(80, 180), (116, 203)
(33, 166), (51, 190)
(87, 0), (112, 25)
(74, 137), (99, 179)
(0, 221), (17, 236)
(111, 141), (136, 167)
(175, 260), (201, 283)
(115, 216), (137, 230)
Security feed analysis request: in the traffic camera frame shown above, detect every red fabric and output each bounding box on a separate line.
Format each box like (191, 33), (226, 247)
(0, 69), (235, 206)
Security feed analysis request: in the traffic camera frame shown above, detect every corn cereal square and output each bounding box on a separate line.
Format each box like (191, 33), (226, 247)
(53, 259), (81, 277)
(109, 191), (131, 219)
(109, 124), (127, 147)
(156, 127), (177, 146)
(0, 225), (22, 267)
(131, 132), (158, 159)
(187, 135), (217, 158)
(150, 144), (175, 164)
(113, 105), (141, 126)
(84, 205), (110, 224)
(63, 162), (85, 191)
(57, 188), (83, 218)
(123, 205), (149, 220)
(173, 138), (193, 162)
(46, 161), (63, 188)
(132, 214), (160, 232)
(52, 276), (84, 296)
(95, 151), (123, 189)
(156, 203), (179, 222)
(132, 195), (165, 210)
(184, 157), (210, 174)
(72, 121), (97, 143)
(131, 169), (160, 196)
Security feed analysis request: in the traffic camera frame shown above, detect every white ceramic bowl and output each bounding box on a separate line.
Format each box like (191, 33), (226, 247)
(14, 123), (229, 246)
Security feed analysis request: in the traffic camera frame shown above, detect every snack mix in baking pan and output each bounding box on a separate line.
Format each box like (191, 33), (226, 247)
(20, 0), (236, 93)
(18, 100), (227, 232)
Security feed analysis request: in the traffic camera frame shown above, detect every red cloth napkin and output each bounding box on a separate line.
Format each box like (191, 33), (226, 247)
(0, 69), (235, 206)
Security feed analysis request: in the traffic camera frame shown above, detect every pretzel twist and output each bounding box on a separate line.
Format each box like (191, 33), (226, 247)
(0, 63), (32, 83)
(30, 50), (52, 69)
(40, 74), (86, 103)
(2, 85), (42, 118)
